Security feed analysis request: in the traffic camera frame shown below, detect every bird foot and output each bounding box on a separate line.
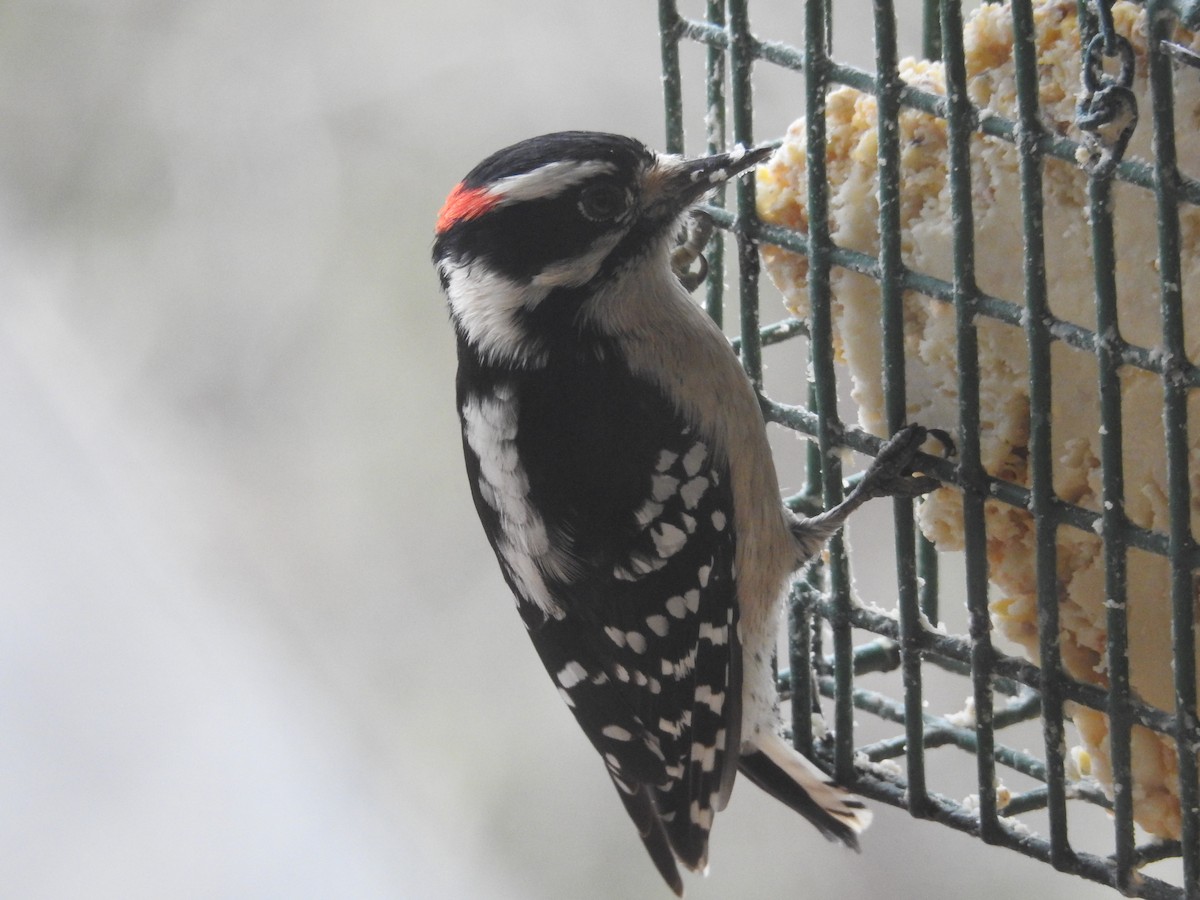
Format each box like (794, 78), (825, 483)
(852, 424), (954, 504)
(671, 209), (715, 292)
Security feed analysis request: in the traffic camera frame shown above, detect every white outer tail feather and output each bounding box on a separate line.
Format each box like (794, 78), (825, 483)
(756, 732), (874, 833)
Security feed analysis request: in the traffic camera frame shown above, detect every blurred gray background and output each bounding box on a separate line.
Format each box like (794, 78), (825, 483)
(1, 1), (1123, 897)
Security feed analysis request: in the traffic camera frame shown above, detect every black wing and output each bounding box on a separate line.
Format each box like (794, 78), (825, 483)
(458, 340), (742, 883)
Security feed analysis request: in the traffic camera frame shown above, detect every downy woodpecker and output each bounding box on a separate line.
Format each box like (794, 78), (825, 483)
(434, 131), (940, 894)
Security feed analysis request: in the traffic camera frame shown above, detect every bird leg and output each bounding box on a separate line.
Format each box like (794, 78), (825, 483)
(789, 424), (953, 560)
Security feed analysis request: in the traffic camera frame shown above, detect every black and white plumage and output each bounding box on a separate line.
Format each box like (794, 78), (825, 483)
(434, 132), (939, 894)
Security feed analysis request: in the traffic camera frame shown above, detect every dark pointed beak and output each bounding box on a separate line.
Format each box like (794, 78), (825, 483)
(646, 144), (775, 217)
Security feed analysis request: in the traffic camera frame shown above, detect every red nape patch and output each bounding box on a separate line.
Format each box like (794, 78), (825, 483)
(436, 182), (498, 234)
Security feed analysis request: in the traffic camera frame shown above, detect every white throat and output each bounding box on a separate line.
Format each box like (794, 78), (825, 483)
(441, 259), (550, 368)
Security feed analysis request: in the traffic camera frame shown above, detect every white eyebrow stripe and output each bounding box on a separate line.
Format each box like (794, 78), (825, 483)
(488, 160), (617, 204)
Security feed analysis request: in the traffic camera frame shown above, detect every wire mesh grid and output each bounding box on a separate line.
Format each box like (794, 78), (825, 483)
(658, 1), (1200, 896)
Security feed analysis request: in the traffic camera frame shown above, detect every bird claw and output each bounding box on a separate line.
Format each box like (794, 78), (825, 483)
(924, 428), (956, 459)
(671, 209), (715, 292)
(853, 423), (953, 503)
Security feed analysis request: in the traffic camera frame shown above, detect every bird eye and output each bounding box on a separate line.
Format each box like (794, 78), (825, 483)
(578, 183), (629, 222)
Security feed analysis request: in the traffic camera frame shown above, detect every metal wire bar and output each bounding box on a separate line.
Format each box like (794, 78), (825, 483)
(872, 0), (931, 819)
(923, 0), (942, 58)
(789, 578), (817, 756)
(803, 592), (1188, 739)
(794, 382), (826, 754)
(796, 662), (1183, 900)
(844, 767), (1186, 900)
(661, 0), (1197, 894)
(939, 0), (1000, 844)
(728, 0), (761, 391)
(1146, 3), (1200, 892)
(813, 691), (1182, 900)
(917, 528), (940, 629)
(658, 1), (685, 155)
(1010, 0), (1073, 871)
(763, 388), (1200, 573)
(822, 679), (1045, 774)
(1082, 10), (1137, 881)
(677, 15), (1200, 202)
(737, 211), (1200, 391)
(799, 0), (860, 787)
(703, 0), (728, 326)
(717, 199), (1200, 391)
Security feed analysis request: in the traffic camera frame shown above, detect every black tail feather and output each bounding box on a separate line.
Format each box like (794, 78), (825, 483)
(609, 775), (684, 896)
